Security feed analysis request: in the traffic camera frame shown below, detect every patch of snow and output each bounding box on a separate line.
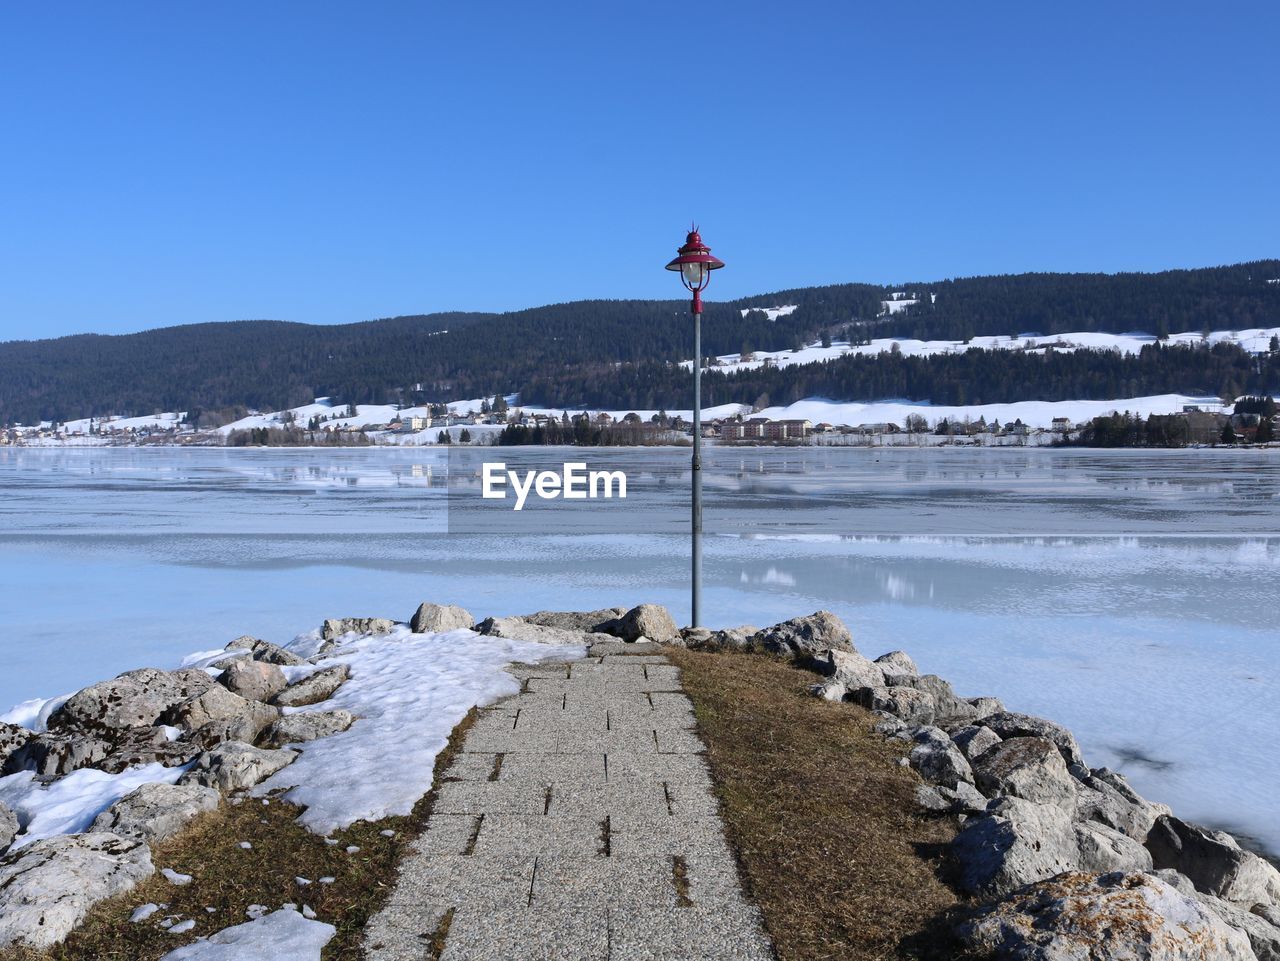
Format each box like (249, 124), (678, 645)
(294, 876), (311, 886)
(168, 919), (196, 934)
(881, 298), (919, 314)
(162, 868), (194, 886)
(157, 909), (335, 961)
(738, 305), (798, 321)
(0, 693), (72, 732)
(62, 412), (186, 436)
(131, 904), (161, 923)
(246, 904), (269, 920)
(751, 393), (1228, 431)
(318, 876), (335, 884)
(253, 627), (584, 834)
(238, 841), (252, 849)
(0, 761), (189, 850)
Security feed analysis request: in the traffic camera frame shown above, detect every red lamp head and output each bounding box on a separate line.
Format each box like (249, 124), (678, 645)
(665, 226), (724, 296)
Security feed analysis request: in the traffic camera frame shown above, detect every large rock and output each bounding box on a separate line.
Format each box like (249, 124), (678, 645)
(606, 604), (680, 643)
(320, 617), (396, 641)
(848, 686), (936, 725)
(263, 710), (356, 747)
(0, 801), (16, 854)
(812, 648), (885, 690)
(680, 625), (759, 652)
(90, 782), (220, 843)
(0, 723), (33, 770)
(475, 616), (597, 647)
(97, 726), (199, 774)
(884, 673), (978, 726)
(952, 797), (1082, 899)
(410, 602), (476, 634)
(966, 696), (1005, 721)
(909, 726), (975, 789)
(973, 736), (1078, 811)
(0, 833), (154, 950)
(161, 685), (279, 734)
(1, 731), (111, 777)
(272, 665), (351, 707)
(179, 741), (298, 793)
(980, 711), (1086, 768)
(750, 610), (854, 657)
(519, 608), (623, 633)
(224, 636), (306, 666)
(951, 724), (1002, 761)
(1146, 815), (1280, 907)
(48, 668), (216, 736)
(187, 714), (275, 750)
(1074, 767), (1171, 840)
(956, 871), (1256, 961)
(873, 650), (918, 675)
(1195, 891), (1280, 961)
(219, 659), (287, 703)
(1074, 821), (1154, 874)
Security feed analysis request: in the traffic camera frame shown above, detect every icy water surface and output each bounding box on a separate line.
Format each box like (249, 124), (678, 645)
(0, 446), (1276, 853)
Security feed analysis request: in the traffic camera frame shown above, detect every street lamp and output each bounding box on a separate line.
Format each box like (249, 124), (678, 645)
(665, 226), (724, 628)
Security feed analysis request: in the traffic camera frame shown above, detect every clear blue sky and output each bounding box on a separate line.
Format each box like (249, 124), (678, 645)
(2, 1), (1277, 340)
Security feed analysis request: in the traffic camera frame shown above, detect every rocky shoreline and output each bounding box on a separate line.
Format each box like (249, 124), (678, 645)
(1, 603), (1277, 960)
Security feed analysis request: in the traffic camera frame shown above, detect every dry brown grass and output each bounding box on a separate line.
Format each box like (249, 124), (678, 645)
(667, 647), (965, 961)
(0, 708), (478, 961)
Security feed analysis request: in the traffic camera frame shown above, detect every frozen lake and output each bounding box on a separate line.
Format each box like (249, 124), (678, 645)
(1, 446), (1276, 854)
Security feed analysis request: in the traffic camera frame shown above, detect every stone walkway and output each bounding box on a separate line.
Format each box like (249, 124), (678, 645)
(364, 641), (774, 961)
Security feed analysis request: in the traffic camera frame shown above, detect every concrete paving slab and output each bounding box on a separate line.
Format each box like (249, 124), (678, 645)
(441, 904), (610, 961)
(434, 781), (550, 815)
(441, 751), (498, 782)
(608, 904), (774, 961)
(655, 729), (706, 754)
(499, 752), (608, 785)
(409, 814), (481, 856)
(586, 641), (665, 656)
(472, 814), (606, 857)
(390, 854), (535, 909)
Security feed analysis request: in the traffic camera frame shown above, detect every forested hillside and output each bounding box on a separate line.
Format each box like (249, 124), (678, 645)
(2, 262), (1278, 423)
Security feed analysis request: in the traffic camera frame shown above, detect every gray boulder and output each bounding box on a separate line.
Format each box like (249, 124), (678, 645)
(1196, 892), (1280, 961)
(1147, 815), (1280, 907)
(951, 724), (1002, 761)
(0, 723), (33, 770)
(520, 608), (624, 633)
(909, 726), (975, 789)
(161, 685), (279, 733)
(808, 680), (847, 702)
(873, 650), (918, 675)
(224, 636), (306, 666)
(938, 781), (989, 815)
(90, 782), (220, 843)
(48, 668), (215, 735)
(1074, 821), (1154, 874)
(97, 726), (200, 774)
(952, 797), (1081, 898)
(680, 625), (759, 652)
(915, 784), (951, 812)
(849, 686), (936, 725)
(980, 711), (1085, 768)
(1, 731), (111, 777)
(179, 741), (298, 793)
(0, 833), (154, 950)
(606, 604), (680, 643)
(475, 616), (598, 647)
(0, 801), (16, 854)
(750, 610), (854, 657)
(219, 658), (288, 703)
(1074, 767), (1171, 840)
(263, 710), (356, 747)
(956, 871), (1256, 960)
(973, 736), (1077, 811)
(813, 648), (885, 689)
(966, 696), (1005, 721)
(187, 714), (276, 750)
(272, 665), (351, 708)
(884, 673), (978, 726)
(410, 602), (476, 634)
(320, 617), (396, 641)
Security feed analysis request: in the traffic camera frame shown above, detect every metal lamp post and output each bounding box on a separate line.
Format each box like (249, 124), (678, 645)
(665, 227), (724, 628)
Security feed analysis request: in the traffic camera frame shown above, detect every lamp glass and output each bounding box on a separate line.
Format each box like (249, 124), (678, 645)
(681, 262), (706, 288)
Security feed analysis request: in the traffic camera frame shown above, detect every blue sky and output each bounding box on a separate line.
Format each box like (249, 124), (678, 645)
(1, 1), (1276, 339)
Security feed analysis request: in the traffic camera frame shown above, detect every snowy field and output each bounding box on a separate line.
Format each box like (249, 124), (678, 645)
(0, 446), (1277, 859)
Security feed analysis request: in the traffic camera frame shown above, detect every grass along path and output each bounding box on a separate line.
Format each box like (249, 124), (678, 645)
(666, 647), (964, 961)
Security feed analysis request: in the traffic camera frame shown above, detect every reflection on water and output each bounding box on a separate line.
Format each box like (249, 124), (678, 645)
(0, 445), (1277, 854)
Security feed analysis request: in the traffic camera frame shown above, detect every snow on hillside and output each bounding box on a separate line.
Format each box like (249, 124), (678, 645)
(687, 326), (1280, 375)
(738, 305), (797, 321)
(62, 411), (186, 435)
(754, 394), (1229, 430)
